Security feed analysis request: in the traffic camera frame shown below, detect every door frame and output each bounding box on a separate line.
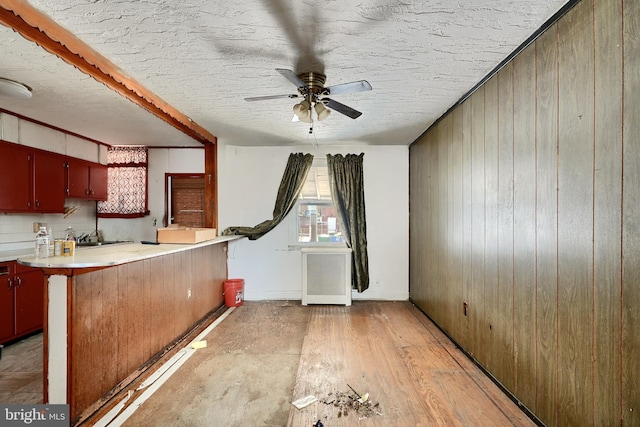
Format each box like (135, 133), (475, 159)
(164, 173), (205, 227)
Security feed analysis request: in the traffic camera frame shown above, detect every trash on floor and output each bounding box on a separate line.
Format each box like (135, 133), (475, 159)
(191, 340), (207, 349)
(292, 395), (318, 409)
(320, 385), (383, 419)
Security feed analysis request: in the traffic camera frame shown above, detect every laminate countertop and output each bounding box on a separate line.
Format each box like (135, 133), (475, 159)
(16, 235), (241, 269)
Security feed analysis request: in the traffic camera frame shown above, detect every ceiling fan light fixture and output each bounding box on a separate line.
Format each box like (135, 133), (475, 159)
(293, 99), (311, 118)
(298, 109), (312, 123)
(314, 102), (330, 121)
(0, 77), (32, 100)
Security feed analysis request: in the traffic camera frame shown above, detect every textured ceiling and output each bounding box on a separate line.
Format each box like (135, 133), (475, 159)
(0, 0), (570, 147)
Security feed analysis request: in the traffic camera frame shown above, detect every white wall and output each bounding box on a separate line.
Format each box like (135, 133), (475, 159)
(97, 148), (205, 242)
(218, 142), (409, 301)
(2, 110), (410, 302)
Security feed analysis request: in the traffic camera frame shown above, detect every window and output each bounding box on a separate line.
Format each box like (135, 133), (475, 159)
(293, 160), (345, 245)
(97, 146), (149, 218)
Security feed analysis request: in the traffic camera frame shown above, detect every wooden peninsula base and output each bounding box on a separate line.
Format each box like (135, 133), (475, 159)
(19, 237), (237, 424)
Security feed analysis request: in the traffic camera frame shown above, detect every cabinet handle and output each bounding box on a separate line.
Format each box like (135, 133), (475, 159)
(7, 277), (12, 290)
(85, 189), (90, 195)
(35, 200), (40, 209)
(16, 276), (22, 288)
(90, 189), (95, 195)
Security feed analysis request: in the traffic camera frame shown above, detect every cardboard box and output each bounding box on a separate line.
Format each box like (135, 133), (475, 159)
(156, 226), (217, 244)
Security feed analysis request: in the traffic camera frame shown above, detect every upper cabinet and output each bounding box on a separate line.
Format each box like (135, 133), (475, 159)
(66, 158), (108, 201)
(0, 141), (66, 213)
(33, 150), (67, 212)
(0, 140), (109, 213)
(0, 142), (31, 212)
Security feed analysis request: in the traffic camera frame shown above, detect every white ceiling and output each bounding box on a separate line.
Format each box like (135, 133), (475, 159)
(0, 0), (570, 148)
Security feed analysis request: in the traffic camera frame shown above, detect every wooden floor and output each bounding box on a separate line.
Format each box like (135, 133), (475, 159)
(0, 302), (535, 426)
(0, 333), (43, 404)
(120, 301), (534, 426)
(288, 302), (534, 426)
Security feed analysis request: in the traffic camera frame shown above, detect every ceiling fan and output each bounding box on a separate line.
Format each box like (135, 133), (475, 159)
(245, 69), (372, 122)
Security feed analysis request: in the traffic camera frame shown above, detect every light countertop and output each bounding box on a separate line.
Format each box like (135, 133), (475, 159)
(16, 235), (241, 269)
(0, 248), (35, 263)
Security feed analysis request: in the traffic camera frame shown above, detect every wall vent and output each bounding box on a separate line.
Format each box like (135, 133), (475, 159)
(301, 247), (352, 306)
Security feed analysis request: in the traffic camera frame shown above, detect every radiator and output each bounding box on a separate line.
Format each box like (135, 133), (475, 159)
(301, 247), (352, 306)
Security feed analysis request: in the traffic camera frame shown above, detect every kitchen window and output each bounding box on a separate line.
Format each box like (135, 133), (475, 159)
(97, 146), (149, 218)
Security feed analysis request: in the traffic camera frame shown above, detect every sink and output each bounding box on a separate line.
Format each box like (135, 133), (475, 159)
(76, 240), (131, 248)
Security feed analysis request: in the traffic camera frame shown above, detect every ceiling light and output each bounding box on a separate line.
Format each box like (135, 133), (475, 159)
(293, 99), (312, 123)
(314, 102), (330, 121)
(0, 77), (32, 100)
(293, 99), (310, 116)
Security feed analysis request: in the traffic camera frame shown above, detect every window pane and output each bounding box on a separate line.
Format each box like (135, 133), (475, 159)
(297, 202), (344, 243)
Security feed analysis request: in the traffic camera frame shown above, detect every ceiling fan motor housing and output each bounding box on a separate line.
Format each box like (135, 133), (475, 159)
(298, 72), (327, 99)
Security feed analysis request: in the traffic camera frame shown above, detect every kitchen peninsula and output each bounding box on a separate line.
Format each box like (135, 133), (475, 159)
(18, 236), (239, 424)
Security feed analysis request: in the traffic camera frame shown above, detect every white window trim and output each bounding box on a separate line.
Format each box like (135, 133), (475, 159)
(288, 198), (347, 249)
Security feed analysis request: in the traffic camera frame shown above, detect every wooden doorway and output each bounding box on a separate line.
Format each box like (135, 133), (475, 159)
(165, 174), (205, 227)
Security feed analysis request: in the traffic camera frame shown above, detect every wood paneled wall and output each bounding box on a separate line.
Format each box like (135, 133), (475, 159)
(68, 243), (227, 421)
(408, 0), (639, 425)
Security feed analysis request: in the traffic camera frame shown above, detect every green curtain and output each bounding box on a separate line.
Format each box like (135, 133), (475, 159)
(222, 153), (313, 240)
(327, 153), (369, 293)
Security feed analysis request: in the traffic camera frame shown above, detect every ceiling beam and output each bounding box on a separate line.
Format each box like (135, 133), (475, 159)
(0, 0), (217, 146)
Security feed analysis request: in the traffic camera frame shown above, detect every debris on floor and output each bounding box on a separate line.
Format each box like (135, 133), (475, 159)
(292, 394), (318, 409)
(191, 340), (207, 349)
(319, 385), (383, 419)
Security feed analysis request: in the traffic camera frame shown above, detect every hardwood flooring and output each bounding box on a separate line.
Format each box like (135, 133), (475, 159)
(288, 302), (534, 426)
(120, 301), (534, 426)
(0, 333), (43, 404)
(0, 303), (534, 426)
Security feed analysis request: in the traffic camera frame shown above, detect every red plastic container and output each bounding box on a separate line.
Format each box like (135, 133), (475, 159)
(223, 278), (244, 307)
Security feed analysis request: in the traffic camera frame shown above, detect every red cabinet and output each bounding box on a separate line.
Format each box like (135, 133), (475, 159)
(0, 142), (31, 211)
(66, 158), (108, 201)
(0, 141), (66, 213)
(33, 151), (67, 212)
(0, 261), (44, 345)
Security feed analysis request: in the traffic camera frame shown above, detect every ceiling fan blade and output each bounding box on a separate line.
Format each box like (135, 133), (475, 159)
(276, 68), (306, 89)
(324, 98), (363, 119)
(325, 80), (372, 96)
(244, 94), (299, 102)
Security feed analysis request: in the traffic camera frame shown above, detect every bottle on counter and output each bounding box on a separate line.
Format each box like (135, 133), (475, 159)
(63, 227), (76, 257)
(64, 227), (76, 241)
(47, 227), (54, 257)
(35, 226), (50, 259)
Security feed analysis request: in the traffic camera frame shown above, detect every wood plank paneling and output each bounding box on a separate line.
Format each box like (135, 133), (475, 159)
(70, 274), (93, 416)
(450, 107), (464, 341)
(67, 244), (228, 422)
(622, 0), (640, 424)
(116, 263), (130, 382)
(534, 25), (559, 427)
(409, 135), (426, 307)
(427, 124), (439, 321)
(557, 2), (595, 425)
(512, 45), (537, 410)
(461, 99), (473, 351)
(409, 2), (635, 426)
(470, 86), (486, 365)
(594, 0), (623, 424)
(437, 119), (449, 328)
(483, 75), (499, 374)
(126, 262), (145, 373)
(496, 62), (515, 391)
